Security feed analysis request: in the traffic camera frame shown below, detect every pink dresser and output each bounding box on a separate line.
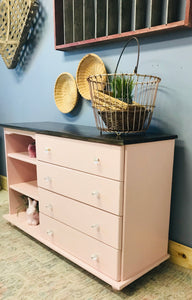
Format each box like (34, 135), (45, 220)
(2, 122), (177, 290)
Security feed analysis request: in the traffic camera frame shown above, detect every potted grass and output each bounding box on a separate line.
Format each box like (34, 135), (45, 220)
(109, 74), (135, 104)
(97, 74), (147, 132)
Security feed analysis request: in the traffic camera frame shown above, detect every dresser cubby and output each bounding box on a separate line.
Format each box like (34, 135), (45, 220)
(5, 130), (35, 154)
(4, 188), (40, 237)
(2, 123), (177, 290)
(8, 189), (27, 215)
(4, 129), (39, 231)
(54, 0), (192, 50)
(7, 158), (37, 185)
(9, 179), (39, 201)
(8, 189), (39, 217)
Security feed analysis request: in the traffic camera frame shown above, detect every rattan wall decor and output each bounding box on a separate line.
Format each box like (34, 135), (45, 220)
(0, 0), (39, 69)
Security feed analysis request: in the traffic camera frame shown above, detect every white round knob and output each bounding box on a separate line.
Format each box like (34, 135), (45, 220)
(91, 191), (100, 198)
(90, 224), (100, 231)
(44, 176), (51, 183)
(46, 230), (53, 237)
(45, 204), (53, 211)
(93, 158), (100, 165)
(91, 254), (98, 261)
(45, 147), (51, 153)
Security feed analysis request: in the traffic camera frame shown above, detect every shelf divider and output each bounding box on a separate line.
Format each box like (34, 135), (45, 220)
(8, 152), (37, 165)
(10, 180), (39, 201)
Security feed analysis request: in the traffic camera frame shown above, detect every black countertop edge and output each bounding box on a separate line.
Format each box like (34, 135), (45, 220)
(0, 122), (178, 146)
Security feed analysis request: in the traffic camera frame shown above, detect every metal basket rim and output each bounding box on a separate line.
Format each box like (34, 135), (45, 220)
(92, 104), (156, 110)
(87, 73), (161, 83)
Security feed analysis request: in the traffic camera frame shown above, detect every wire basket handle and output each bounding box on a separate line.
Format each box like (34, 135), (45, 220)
(114, 37), (140, 74)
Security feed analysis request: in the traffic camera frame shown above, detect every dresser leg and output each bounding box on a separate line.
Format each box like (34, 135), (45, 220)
(111, 286), (119, 292)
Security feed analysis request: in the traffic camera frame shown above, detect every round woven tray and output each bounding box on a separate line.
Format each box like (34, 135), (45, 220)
(54, 73), (78, 114)
(76, 53), (106, 100)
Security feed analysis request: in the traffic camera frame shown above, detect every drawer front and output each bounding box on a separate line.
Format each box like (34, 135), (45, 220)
(40, 213), (121, 281)
(36, 134), (124, 181)
(39, 188), (122, 249)
(37, 161), (123, 215)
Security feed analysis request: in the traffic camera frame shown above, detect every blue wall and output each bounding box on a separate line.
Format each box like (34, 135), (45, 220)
(1, 1), (192, 248)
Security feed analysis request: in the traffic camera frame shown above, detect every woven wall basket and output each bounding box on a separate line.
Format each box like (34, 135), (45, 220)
(76, 53), (106, 100)
(54, 72), (78, 114)
(0, 0), (39, 69)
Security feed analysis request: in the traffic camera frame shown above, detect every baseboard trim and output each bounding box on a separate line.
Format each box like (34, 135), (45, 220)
(0, 175), (7, 191)
(168, 240), (192, 269)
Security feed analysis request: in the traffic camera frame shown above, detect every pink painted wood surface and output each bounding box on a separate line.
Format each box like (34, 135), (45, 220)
(8, 152), (37, 165)
(121, 140), (175, 280)
(8, 181), (39, 214)
(40, 213), (121, 281)
(3, 213), (169, 290)
(4, 129), (38, 215)
(10, 180), (39, 201)
(37, 161), (123, 215)
(5, 130), (35, 154)
(3, 127), (176, 289)
(4, 212), (40, 234)
(39, 188), (122, 249)
(8, 188), (25, 214)
(4, 130), (37, 188)
(36, 134), (124, 181)
(4, 128), (35, 138)
(6, 158), (37, 186)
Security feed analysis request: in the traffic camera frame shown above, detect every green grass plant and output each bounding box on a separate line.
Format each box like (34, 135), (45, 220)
(109, 75), (135, 104)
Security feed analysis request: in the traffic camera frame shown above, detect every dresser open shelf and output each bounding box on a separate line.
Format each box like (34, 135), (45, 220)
(54, 0), (192, 51)
(10, 180), (39, 200)
(8, 152), (37, 165)
(4, 129), (38, 223)
(4, 212), (41, 237)
(2, 122), (177, 290)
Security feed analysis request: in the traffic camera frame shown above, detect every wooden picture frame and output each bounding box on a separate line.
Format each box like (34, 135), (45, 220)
(54, 0), (192, 51)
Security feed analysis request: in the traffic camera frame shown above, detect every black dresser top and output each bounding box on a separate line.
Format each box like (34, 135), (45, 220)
(0, 122), (177, 146)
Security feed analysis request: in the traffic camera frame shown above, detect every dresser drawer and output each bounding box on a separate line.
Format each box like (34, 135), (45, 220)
(39, 188), (122, 249)
(40, 213), (121, 281)
(37, 161), (123, 215)
(36, 134), (124, 181)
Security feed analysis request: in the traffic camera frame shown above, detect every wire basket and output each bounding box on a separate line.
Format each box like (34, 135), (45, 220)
(87, 37), (161, 134)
